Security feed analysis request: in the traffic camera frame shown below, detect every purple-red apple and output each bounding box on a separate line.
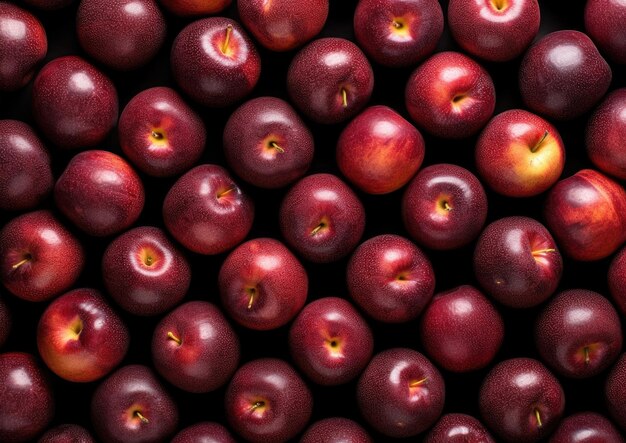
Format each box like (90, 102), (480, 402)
(172, 422), (236, 443)
(550, 412), (625, 443)
(300, 418), (372, 443)
(585, 0), (626, 64)
(609, 245), (626, 316)
(606, 353), (626, 431)
(159, 0), (230, 15)
(38, 424), (95, 443)
(424, 414), (496, 443)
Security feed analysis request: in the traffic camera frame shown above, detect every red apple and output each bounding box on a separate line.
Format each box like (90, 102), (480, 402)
(172, 422), (236, 443)
(424, 414), (496, 443)
(550, 412), (625, 443)
(606, 353), (626, 431)
(585, 0), (626, 64)
(300, 418), (372, 443)
(609, 245), (626, 316)
(37, 424), (95, 443)
(159, 0), (230, 16)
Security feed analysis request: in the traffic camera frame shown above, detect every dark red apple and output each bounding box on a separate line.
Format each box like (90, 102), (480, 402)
(347, 234), (435, 323)
(606, 353), (626, 431)
(171, 17), (261, 107)
(279, 173), (365, 263)
(402, 163), (488, 250)
(609, 245), (626, 316)
(22, 0), (74, 10)
(159, 0), (230, 15)
(37, 424), (95, 443)
(0, 297), (9, 348)
(424, 413), (496, 443)
(353, 0), (443, 67)
(287, 37), (374, 124)
(0, 210), (84, 302)
(163, 164), (254, 255)
(0, 120), (53, 211)
(32, 56), (118, 149)
(172, 422), (236, 443)
(300, 418), (372, 443)
(519, 30), (612, 120)
(219, 238), (308, 330)
(152, 301), (240, 393)
(585, 0), (626, 64)
(225, 358), (313, 443)
(473, 216), (563, 308)
(336, 105), (425, 195)
(223, 96), (314, 189)
(549, 412), (625, 443)
(405, 51), (496, 138)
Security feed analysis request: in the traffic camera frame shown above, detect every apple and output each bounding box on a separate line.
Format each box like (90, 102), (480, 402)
(159, 0), (230, 16)
(336, 105), (425, 195)
(585, 0), (626, 64)
(37, 424), (95, 443)
(424, 413), (496, 443)
(405, 51), (496, 138)
(606, 353), (626, 431)
(550, 412), (625, 443)
(172, 422), (236, 443)
(300, 418), (372, 443)
(0, 297), (9, 348)
(609, 245), (626, 316)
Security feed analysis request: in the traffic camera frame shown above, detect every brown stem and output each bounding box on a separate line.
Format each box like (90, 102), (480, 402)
(409, 377), (428, 387)
(135, 411), (149, 423)
(534, 409), (542, 428)
(151, 130), (164, 140)
(12, 257), (30, 270)
(532, 248), (556, 257)
(222, 24), (233, 54)
(217, 185), (236, 198)
(167, 331), (182, 346)
(247, 288), (256, 310)
(584, 346), (590, 365)
(341, 88), (348, 108)
(311, 222), (326, 235)
(269, 141), (285, 153)
(531, 130), (549, 153)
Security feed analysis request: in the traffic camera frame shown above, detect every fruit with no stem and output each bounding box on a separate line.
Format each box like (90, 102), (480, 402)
(37, 424), (95, 443)
(159, 0), (230, 16)
(424, 413), (496, 443)
(300, 418), (372, 443)
(549, 412), (625, 443)
(585, 0), (626, 64)
(172, 422), (236, 443)
(609, 246), (626, 316)
(606, 353), (626, 431)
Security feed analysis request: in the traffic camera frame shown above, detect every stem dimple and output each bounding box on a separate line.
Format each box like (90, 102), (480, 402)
(222, 24), (233, 54)
(531, 130), (550, 153)
(167, 331), (182, 346)
(151, 130), (163, 140)
(250, 401), (265, 411)
(442, 201), (452, 211)
(311, 221), (326, 235)
(269, 141), (285, 153)
(392, 20), (403, 29)
(534, 408), (543, 428)
(135, 411), (149, 423)
(247, 287), (256, 310)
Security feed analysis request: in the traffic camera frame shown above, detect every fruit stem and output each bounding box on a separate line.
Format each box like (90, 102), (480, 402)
(534, 408), (542, 428)
(222, 24), (233, 54)
(217, 185), (236, 198)
(250, 401), (265, 411)
(341, 88), (348, 107)
(269, 141), (285, 153)
(409, 377), (428, 387)
(442, 201), (452, 211)
(531, 130), (549, 153)
(247, 287), (256, 310)
(167, 331), (182, 345)
(584, 346), (590, 365)
(392, 20), (403, 29)
(135, 411), (149, 423)
(311, 222), (326, 235)
(11, 257), (31, 270)
(532, 248), (556, 257)
(151, 130), (163, 140)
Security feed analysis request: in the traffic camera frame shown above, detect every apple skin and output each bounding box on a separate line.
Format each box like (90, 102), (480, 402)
(549, 412), (625, 443)
(336, 105), (425, 195)
(288, 297), (374, 385)
(37, 424), (95, 443)
(77, 0), (166, 71)
(172, 422), (236, 443)
(544, 169), (626, 261)
(424, 413), (496, 443)
(586, 88), (626, 180)
(223, 97), (314, 189)
(535, 289), (622, 379)
(476, 109), (566, 197)
(238, 0), (328, 51)
(519, 30), (612, 120)
(448, 0), (540, 62)
(171, 17), (261, 107)
(420, 285), (504, 372)
(606, 353), (626, 431)
(0, 120), (53, 211)
(280, 173), (365, 263)
(102, 226), (191, 316)
(219, 238), (308, 330)
(585, 0), (626, 64)
(91, 365), (179, 443)
(609, 246), (626, 316)
(300, 418), (372, 443)
(353, 0), (443, 68)
(152, 301), (240, 393)
(32, 56), (118, 149)
(405, 51), (496, 138)
(0, 297), (10, 347)
(402, 163), (488, 250)
(347, 234), (435, 323)
(54, 150), (145, 237)
(473, 216), (563, 308)
(287, 38), (374, 124)
(163, 164), (254, 255)
(0, 210), (84, 302)
(357, 348), (444, 438)
(225, 358), (313, 443)
(0, 352), (54, 443)
(159, 0), (230, 16)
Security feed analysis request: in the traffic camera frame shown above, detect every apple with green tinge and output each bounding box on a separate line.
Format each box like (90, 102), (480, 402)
(606, 353), (626, 431)
(37, 424), (94, 443)
(549, 412), (625, 443)
(424, 413), (496, 443)
(172, 422), (236, 443)
(159, 0), (230, 16)
(300, 418), (372, 443)
(585, 0), (626, 64)
(609, 245), (626, 316)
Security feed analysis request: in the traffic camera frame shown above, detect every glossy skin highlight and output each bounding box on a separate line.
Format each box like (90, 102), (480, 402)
(172, 422), (236, 443)
(424, 413), (496, 443)
(585, 0), (626, 64)
(550, 412), (625, 443)
(300, 418), (372, 443)
(606, 353), (626, 431)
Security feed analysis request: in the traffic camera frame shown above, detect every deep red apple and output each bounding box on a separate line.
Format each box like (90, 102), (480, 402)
(585, 0), (626, 64)
(37, 424), (95, 443)
(22, 0), (74, 9)
(606, 353), (626, 431)
(300, 418), (372, 443)
(473, 216), (563, 308)
(223, 96), (314, 188)
(0, 297), (10, 348)
(424, 413), (496, 443)
(549, 412), (625, 443)
(32, 56), (118, 149)
(353, 0), (443, 67)
(0, 120), (53, 211)
(405, 51), (496, 138)
(172, 422), (236, 443)
(287, 38), (374, 124)
(402, 163), (488, 250)
(162, 164), (254, 255)
(159, 0), (230, 15)
(152, 301), (240, 393)
(336, 105), (425, 195)
(0, 210), (84, 302)
(609, 245), (626, 316)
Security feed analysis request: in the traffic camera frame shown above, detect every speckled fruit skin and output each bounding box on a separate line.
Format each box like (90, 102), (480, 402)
(606, 353), (626, 431)
(159, 0), (230, 16)
(479, 358), (565, 442)
(287, 38), (374, 124)
(476, 109), (565, 197)
(402, 164), (487, 250)
(238, 0), (328, 51)
(354, 0), (443, 68)
(473, 216), (563, 308)
(420, 285), (504, 372)
(77, 0), (166, 71)
(54, 150), (145, 237)
(300, 418), (372, 443)
(337, 105), (425, 195)
(347, 234), (435, 323)
(163, 164), (254, 255)
(0, 210), (84, 302)
(37, 288), (129, 383)
(405, 51), (495, 138)
(357, 348), (444, 438)
(152, 301), (240, 393)
(549, 412), (625, 443)
(102, 226), (191, 316)
(280, 173), (365, 263)
(32, 56), (118, 149)
(0, 120), (53, 211)
(171, 17), (261, 107)
(172, 422), (236, 443)
(37, 424), (95, 443)
(223, 97), (314, 188)
(535, 289), (623, 379)
(91, 365), (179, 443)
(22, 0), (74, 9)
(448, 0), (540, 62)
(225, 358), (313, 443)
(289, 297), (374, 385)
(519, 30), (612, 120)
(544, 169), (626, 261)
(585, 0), (626, 64)
(0, 297), (10, 348)
(424, 413), (496, 443)
(0, 352), (54, 443)
(609, 246), (626, 316)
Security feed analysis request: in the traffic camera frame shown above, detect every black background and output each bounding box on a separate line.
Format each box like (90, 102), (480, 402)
(1, 0), (626, 441)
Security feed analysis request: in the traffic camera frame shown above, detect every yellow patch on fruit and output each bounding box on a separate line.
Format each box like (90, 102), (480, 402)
(490, 0), (509, 11)
(325, 337), (344, 356)
(435, 195), (453, 215)
(139, 247), (159, 267)
(389, 16), (411, 40)
(148, 128), (168, 147)
(65, 317), (83, 341)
